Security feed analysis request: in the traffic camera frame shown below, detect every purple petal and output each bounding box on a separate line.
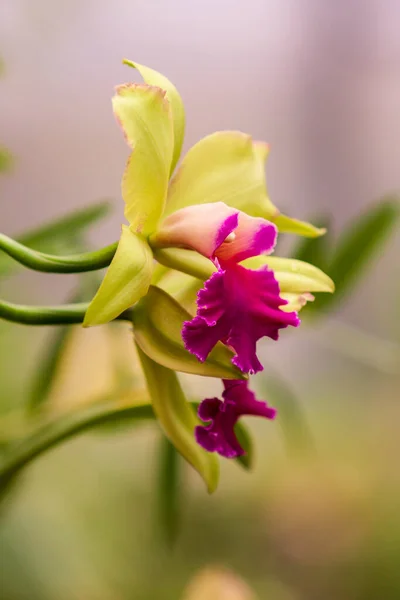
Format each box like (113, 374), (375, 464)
(183, 263), (300, 374)
(196, 270), (226, 326)
(196, 380), (276, 458)
(182, 315), (229, 362)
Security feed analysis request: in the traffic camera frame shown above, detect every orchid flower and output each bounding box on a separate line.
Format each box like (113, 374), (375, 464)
(152, 202), (301, 374)
(83, 59), (326, 329)
(82, 60), (334, 467)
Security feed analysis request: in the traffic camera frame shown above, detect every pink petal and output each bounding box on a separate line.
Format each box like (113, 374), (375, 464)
(215, 211), (277, 264)
(153, 202), (239, 259)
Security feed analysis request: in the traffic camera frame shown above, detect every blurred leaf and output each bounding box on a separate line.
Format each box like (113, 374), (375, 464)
(0, 147), (13, 173)
(315, 197), (400, 313)
(234, 421), (254, 470)
(156, 436), (182, 545)
(291, 215), (332, 269)
(137, 345), (220, 493)
(28, 280), (99, 412)
(0, 398), (156, 498)
(0, 201), (112, 277)
(259, 370), (314, 456)
(133, 286), (245, 380)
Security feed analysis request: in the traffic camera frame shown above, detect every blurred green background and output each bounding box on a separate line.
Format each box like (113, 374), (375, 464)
(1, 1), (399, 598)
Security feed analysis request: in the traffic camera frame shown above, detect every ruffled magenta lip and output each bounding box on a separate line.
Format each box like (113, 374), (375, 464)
(183, 263), (300, 376)
(195, 380), (276, 458)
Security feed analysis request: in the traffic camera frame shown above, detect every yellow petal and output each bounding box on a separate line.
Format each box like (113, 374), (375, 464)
(84, 226), (154, 326)
(165, 131), (277, 218)
(132, 286), (245, 380)
(157, 270), (202, 313)
(123, 59), (185, 175)
(280, 292), (315, 312)
(243, 255), (335, 293)
(272, 213), (327, 238)
(253, 143), (326, 238)
(137, 346), (220, 493)
(113, 84), (174, 233)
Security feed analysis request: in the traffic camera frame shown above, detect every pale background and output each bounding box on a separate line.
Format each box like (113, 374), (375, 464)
(0, 2), (399, 599)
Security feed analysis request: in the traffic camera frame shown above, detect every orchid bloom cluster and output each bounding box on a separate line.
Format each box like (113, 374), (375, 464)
(83, 60), (334, 475)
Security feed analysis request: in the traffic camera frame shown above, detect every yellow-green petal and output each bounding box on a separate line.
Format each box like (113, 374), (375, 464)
(165, 131), (277, 218)
(243, 256), (335, 293)
(272, 213), (326, 238)
(280, 292), (315, 312)
(137, 346), (219, 493)
(123, 59), (185, 175)
(113, 84), (174, 233)
(253, 143), (326, 237)
(156, 270), (202, 313)
(84, 226), (153, 326)
(132, 286), (246, 380)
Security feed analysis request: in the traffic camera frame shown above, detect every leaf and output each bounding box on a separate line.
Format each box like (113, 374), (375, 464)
(113, 84), (174, 233)
(259, 370), (314, 456)
(123, 59), (185, 175)
(28, 279), (104, 412)
(234, 421), (254, 470)
(84, 226), (153, 326)
(318, 197), (400, 312)
(156, 436), (182, 545)
(0, 147), (13, 173)
(0, 201), (112, 277)
(292, 215), (332, 269)
(132, 286), (245, 380)
(0, 399), (156, 496)
(137, 346), (219, 493)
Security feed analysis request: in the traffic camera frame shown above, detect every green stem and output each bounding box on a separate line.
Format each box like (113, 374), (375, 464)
(152, 247), (214, 280)
(0, 402), (155, 487)
(0, 299), (133, 325)
(0, 233), (117, 273)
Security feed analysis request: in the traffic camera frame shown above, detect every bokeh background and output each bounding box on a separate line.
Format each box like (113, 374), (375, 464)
(0, 1), (399, 598)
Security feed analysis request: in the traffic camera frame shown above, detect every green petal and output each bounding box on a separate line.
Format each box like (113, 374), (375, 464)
(156, 270), (202, 313)
(165, 131), (277, 218)
(123, 59), (185, 175)
(272, 213), (326, 238)
(132, 286), (246, 380)
(113, 84), (174, 233)
(243, 256), (335, 293)
(137, 346), (219, 493)
(84, 226), (153, 326)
